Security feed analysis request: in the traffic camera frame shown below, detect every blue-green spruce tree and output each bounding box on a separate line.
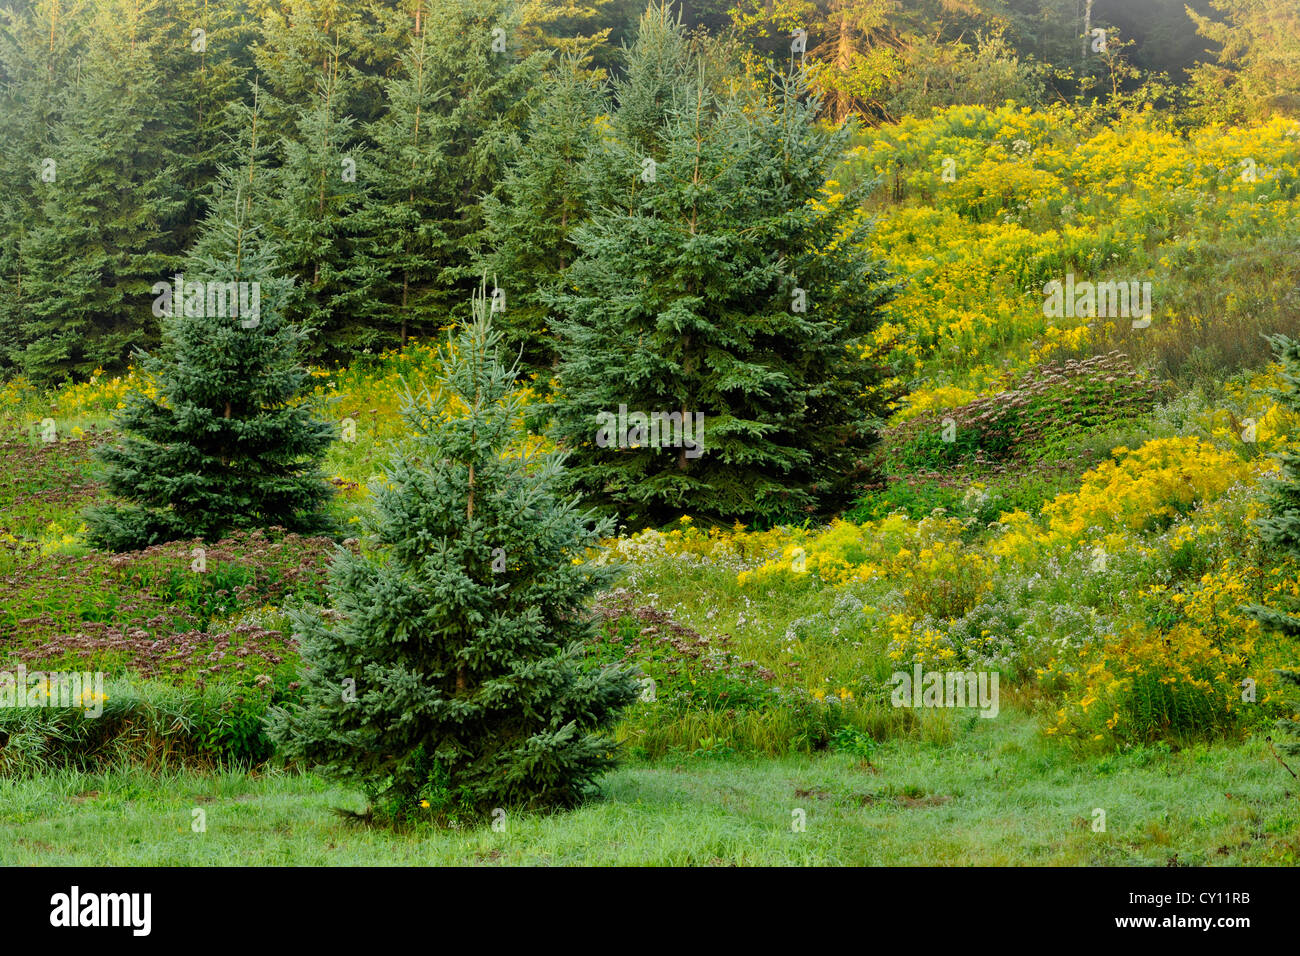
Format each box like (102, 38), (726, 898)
(548, 4), (900, 527)
(269, 285), (640, 816)
(83, 94), (336, 551)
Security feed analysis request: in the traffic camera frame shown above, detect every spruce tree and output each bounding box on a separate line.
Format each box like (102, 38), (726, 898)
(354, 16), (444, 346)
(548, 5), (899, 526)
(0, 0), (86, 377)
(517, 0), (617, 57)
(606, 0), (693, 159)
(252, 0), (373, 139)
(83, 93), (336, 551)
(481, 51), (606, 374)
(269, 47), (376, 360)
(164, 0), (259, 255)
(1243, 333), (1300, 759)
(252, 1), (386, 359)
(268, 282), (640, 817)
(357, 0), (546, 346)
(9, 0), (183, 383)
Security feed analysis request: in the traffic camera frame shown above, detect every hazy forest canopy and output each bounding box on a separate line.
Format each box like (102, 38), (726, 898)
(1, 0), (1300, 872)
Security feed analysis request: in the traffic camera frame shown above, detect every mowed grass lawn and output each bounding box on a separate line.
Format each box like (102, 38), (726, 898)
(3, 709), (1295, 866)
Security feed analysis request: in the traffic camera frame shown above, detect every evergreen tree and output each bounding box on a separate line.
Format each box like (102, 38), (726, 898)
(354, 15), (445, 346)
(269, 46), (377, 359)
(1243, 333), (1300, 759)
(268, 282), (640, 817)
(164, 0), (259, 253)
(357, 0), (546, 346)
(481, 51), (606, 375)
(253, 0), (373, 138)
(83, 92), (335, 551)
(517, 0), (642, 74)
(0, 0), (88, 377)
(252, 2), (389, 358)
(728, 0), (993, 123)
(517, 0), (614, 56)
(548, 6), (899, 526)
(1273, 669), (1300, 765)
(608, 1), (694, 157)
(8, 0), (183, 383)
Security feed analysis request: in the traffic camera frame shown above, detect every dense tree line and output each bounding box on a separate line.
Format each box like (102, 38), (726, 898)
(67, 2), (908, 534)
(0, 0), (1290, 386)
(1, 0), (1295, 530)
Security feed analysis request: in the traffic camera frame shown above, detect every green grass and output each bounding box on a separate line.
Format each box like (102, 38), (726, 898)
(2, 708), (1295, 866)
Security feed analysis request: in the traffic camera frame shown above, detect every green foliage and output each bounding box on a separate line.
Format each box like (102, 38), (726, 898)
(1, 0), (184, 384)
(2, 0), (1299, 851)
(0, 1), (82, 379)
(1274, 669), (1300, 759)
(269, 290), (640, 818)
(1242, 332), (1300, 655)
(729, 0), (958, 123)
(587, 591), (780, 714)
(829, 724), (878, 761)
(482, 51), (606, 374)
(1088, 236), (1300, 386)
(354, 0), (547, 346)
(0, 526), (333, 694)
(0, 0), (1293, 389)
(890, 353), (1169, 471)
(267, 56), (375, 362)
(0, 678), (285, 774)
(0, 425), (103, 541)
(549, 5), (899, 527)
(5, 723), (1299, 865)
(82, 96), (336, 551)
(584, 588), (908, 758)
(1244, 334), (1300, 568)
(853, 354), (1171, 522)
(889, 30), (1044, 117)
(1188, 0), (1300, 121)
(1241, 334), (1300, 760)
(846, 477), (963, 523)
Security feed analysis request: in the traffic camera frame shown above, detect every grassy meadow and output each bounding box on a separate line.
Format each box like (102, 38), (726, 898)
(3, 717), (1295, 866)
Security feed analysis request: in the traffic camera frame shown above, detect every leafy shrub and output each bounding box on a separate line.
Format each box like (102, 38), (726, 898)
(846, 478), (964, 522)
(830, 725), (879, 762)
